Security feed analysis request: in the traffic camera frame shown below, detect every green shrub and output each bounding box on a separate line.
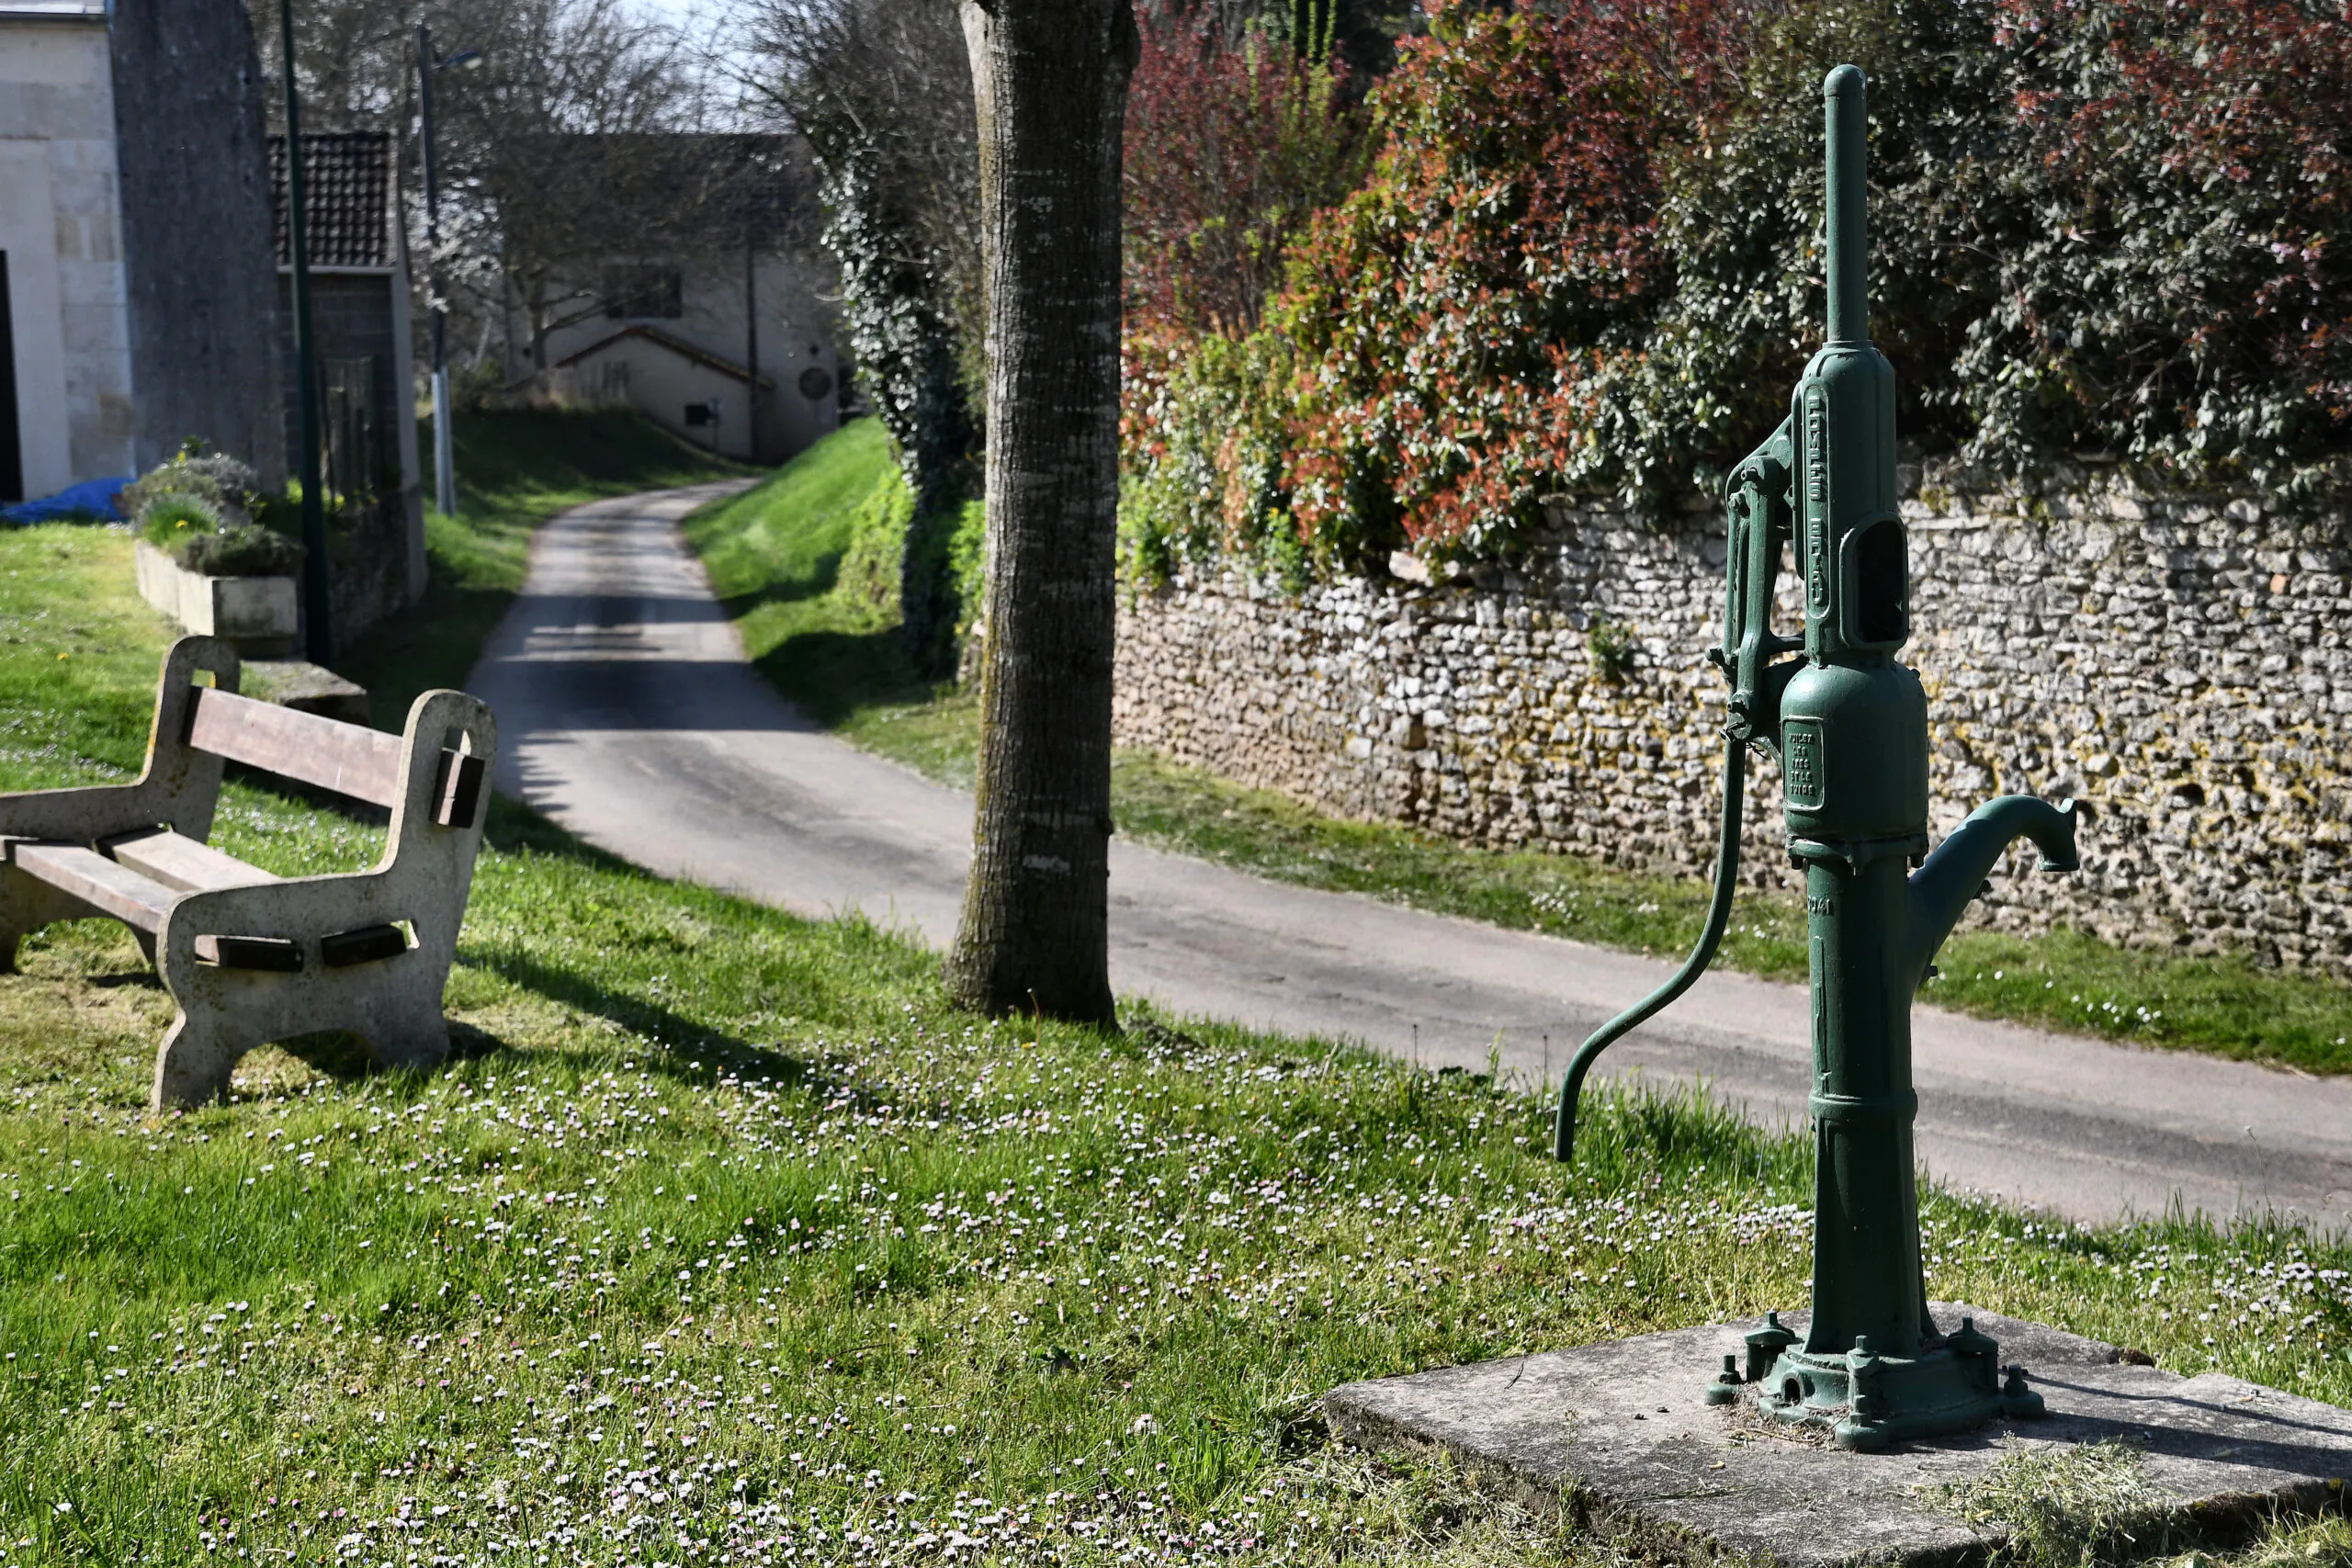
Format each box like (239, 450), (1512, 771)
(1122, 0), (2352, 574)
(124, 447), (301, 576)
(945, 496), (986, 643)
(139, 493), (226, 548)
(818, 467), (987, 663)
(836, 470), (914, 626)
(1121, 328), (1310, 584)
(1587, 620), (1635, 682)
(174, 524), (303, 579)
(122, 450), (262, 531)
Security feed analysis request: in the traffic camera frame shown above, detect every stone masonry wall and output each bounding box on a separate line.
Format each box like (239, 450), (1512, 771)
(110, 0), (287, 488)
(1112, 465), (2352, 974)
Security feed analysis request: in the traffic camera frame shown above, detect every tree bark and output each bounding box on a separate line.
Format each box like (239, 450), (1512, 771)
(944, 0), (1137, 1026)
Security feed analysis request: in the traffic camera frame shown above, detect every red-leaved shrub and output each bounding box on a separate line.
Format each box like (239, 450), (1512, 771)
(1272, 0), (1751, 559)
(1121, 0), (2352, 581)
(1124, 10), (1374, 341)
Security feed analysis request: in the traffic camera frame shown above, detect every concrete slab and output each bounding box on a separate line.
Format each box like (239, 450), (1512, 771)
(1324, 1305), (2352, 1567)
(243, 660), (368, 726)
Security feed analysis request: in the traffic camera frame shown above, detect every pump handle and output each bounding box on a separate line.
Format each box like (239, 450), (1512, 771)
(1555, 423), (1801, 1166)
(1553, 729), (1746, 1163)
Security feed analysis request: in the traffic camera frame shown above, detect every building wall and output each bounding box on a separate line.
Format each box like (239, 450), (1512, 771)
(679, 253), (838, 460)
(276, 268), (422, 626)
(555, 336), (761, 461)
(277, 271), (401, 477)
(1112, 465), (2352, 976)
(0, 14), (130, 493)
(107, 0), (284, 486)
(526, 252), (839, 461)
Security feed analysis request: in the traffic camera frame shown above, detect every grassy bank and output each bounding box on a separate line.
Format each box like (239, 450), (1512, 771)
(685, 418), (936, 731)
(334, 410), (742, 730)
(2, 522), (2348, 1566)
(684, 425), (2352, 1077)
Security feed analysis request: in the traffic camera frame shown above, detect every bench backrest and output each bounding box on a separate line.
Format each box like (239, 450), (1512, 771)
(187, 687), (484, 829)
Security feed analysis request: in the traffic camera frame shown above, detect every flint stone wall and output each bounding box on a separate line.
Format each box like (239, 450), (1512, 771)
(1111, 464), (2352, 974)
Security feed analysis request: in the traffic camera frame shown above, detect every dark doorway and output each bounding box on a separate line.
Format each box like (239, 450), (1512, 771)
(0, 253), (20, 503)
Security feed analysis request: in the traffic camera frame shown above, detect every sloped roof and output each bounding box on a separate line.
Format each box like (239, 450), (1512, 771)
(268, 132), (394, 269)
(544, 325), (778, 391)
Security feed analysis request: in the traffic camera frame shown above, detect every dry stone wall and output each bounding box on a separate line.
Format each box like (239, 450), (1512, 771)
(1112, 465), (2352, 974)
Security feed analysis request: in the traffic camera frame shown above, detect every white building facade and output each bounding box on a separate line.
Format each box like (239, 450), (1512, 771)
(0, 2), (132, 498)
(503, 134), (842, 466)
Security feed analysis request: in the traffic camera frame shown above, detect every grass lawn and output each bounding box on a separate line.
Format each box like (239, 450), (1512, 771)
(684, 419), (945, 739)
(334, 411), (743, 732)
(4, 526), (2350, 1564)
(686, 423), (2352, 1078)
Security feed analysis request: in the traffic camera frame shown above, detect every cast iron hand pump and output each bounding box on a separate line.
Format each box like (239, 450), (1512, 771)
(1551, 65), (2085, 1450)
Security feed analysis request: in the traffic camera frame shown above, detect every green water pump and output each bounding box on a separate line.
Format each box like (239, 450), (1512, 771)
(1551, 64), (2085, 1451)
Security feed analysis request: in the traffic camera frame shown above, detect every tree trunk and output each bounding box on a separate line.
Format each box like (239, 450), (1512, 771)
(943, 0), (1137, 1026)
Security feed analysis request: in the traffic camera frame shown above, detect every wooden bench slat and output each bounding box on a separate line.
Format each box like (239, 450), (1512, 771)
(187, 687), (405, 809)
(101, 828), (279, 895)
(9, 843), (175, 932)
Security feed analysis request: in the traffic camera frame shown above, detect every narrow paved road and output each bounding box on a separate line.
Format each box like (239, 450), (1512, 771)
(469, 484), (2352, 1236)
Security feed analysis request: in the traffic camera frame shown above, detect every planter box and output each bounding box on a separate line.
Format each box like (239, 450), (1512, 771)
(134, 541), (298, 654)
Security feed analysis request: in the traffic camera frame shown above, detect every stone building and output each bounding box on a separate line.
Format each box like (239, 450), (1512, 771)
(503, 133), (841, 465)
(0, 0), (283, 502)
(268, 131), (424, 605)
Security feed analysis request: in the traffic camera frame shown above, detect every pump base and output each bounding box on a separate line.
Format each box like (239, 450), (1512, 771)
(1322, 1304), (2352, 1568)
(1752, 1346), (1999, 1451)
(1733, 1314), (2042, 1450)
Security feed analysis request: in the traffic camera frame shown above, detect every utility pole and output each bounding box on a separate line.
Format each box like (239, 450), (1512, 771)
(281, 0), (330, 664)
(417, 24), (480, 518)
(743, 232), (760, 466)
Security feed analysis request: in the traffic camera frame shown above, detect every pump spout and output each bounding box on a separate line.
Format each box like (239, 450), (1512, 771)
(1905, 796), (2086, 987)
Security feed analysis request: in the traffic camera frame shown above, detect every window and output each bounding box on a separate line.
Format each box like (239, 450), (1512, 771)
(603, 265), (683, 320)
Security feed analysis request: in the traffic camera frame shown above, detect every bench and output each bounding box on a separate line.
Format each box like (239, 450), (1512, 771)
(0, 635), (496, 1108)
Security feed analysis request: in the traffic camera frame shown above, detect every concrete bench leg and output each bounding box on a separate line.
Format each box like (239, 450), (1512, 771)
(361, 992), (453, 1075)
(0, 866), (111, 975)
(153, 1010), (243, 1108)
(153, 998), (454, 1109)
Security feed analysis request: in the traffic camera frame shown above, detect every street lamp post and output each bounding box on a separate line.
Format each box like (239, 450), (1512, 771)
(416, 24), (480, 520)
(280, 0), (330, 664)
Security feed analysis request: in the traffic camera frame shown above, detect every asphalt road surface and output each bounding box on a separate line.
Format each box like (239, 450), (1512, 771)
(469, 483), (2352, 1236)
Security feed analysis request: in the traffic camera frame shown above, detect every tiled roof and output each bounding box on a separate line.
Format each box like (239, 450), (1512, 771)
(269, 132), (394, 269)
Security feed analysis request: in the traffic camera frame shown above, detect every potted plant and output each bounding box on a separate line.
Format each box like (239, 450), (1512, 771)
(128, 446), (306, 654)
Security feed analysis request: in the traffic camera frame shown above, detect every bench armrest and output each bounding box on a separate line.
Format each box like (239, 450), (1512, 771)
(0, 782), (166, 844)
(0, 637), (240, 844)
(385, 689), (498, 869)
(156, 868), (411, 982)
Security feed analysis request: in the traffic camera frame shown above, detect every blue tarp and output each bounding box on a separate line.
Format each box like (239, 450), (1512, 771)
(1, 476), (130, 525)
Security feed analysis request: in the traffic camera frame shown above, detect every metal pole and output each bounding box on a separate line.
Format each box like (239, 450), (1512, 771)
(281, 0), (331, 664)
(420, 22), (457, 518)
(743, 233), (760, 465)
